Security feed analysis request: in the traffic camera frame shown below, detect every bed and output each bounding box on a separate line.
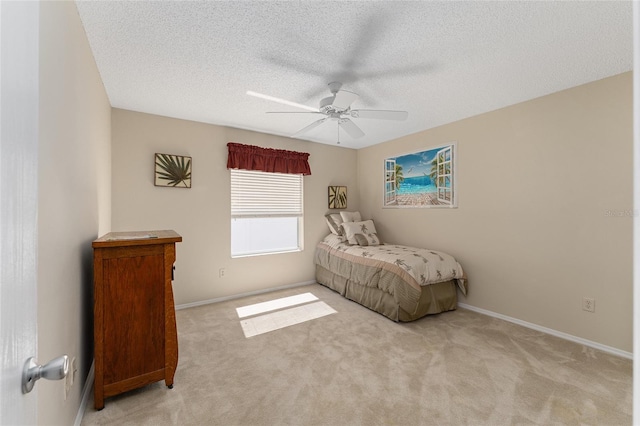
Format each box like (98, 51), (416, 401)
(315, 213), (467, 322)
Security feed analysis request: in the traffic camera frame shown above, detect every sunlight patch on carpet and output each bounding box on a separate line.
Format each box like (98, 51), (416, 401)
(236, 292), (318, 318)
(240, 301), (336, 338)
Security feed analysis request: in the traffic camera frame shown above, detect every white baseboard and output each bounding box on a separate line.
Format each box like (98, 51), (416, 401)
(74, 361), (94, 426)
(175, 280), (316, 310)
(457, 303), (632, 360)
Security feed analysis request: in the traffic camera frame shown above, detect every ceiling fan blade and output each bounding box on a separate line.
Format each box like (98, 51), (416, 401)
(266, 111), (323, 114)
(332, 90), (359, 110)
(350, 109), (408, 121)
(292, 117), (328, 138)
(246, 90), (317, 112)
(338, 118), (365, 139)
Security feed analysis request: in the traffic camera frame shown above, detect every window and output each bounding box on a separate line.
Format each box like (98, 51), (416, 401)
(230, 169), (303, 257)
(436, 145), (453, 203)
(384, 158), (397, 205)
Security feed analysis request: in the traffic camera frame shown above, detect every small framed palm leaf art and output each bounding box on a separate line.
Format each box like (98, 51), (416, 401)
(328, 186), (347, 209)
(154, 153), (192, 188)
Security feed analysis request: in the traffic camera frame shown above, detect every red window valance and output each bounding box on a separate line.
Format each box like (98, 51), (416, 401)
(226, 142), (311, 175)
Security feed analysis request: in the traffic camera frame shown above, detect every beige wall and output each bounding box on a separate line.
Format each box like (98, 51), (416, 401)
(38, 1), (111, 424)
(111, 109), (358, 305)
(112, 74), (632, 352)
(357, 73), (633, 352)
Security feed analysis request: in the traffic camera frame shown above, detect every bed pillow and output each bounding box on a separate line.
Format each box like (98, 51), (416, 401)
(341, 220), (381, 246)
(324, 213), (344, 235)
(339, 211), (361, 223)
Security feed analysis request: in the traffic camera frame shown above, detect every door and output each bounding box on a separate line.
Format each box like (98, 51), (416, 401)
(0, 1), (39, 424)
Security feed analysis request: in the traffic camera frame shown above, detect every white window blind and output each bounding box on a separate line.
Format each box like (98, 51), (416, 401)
(231, 170), (303, 218)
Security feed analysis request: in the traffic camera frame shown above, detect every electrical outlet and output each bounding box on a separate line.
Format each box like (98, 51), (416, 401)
(582, 297), (595, 313)
(219, 268), (226, 278)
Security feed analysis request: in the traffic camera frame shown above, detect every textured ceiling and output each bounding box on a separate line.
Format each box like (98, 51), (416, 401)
(75, 1), (633, 149)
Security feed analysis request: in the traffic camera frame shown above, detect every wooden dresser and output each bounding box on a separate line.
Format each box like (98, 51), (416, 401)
(92, 230), (182, 410)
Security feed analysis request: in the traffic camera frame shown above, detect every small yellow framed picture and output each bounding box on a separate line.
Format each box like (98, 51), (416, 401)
(328, 186), (347, 209)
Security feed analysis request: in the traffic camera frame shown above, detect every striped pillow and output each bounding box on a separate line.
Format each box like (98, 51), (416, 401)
(324, 213), (344, 235)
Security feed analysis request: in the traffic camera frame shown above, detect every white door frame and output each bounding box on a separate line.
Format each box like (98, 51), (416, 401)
(633, 2), (640, 423)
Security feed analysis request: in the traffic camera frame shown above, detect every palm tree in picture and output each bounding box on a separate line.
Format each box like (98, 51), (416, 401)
(395, 164), (404, 189)
(429, 152), (443, 189)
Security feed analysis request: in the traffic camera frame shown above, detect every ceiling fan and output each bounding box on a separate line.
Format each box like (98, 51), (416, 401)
(248, 82), (408, 140)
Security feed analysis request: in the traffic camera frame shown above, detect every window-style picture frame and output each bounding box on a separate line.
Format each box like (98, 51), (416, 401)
(328, 186), (347, 209)
(154, 153), (192, 188)
(383, 142), (457, 208)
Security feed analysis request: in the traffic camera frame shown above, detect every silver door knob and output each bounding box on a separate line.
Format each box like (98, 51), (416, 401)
(22, 355), (69, 394)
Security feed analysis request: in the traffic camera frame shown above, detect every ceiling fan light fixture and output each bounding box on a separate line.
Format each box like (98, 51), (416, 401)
(319, 96), (336, 113)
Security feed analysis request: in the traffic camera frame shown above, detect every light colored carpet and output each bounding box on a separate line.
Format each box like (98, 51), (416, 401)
(81, 283), (632, 425)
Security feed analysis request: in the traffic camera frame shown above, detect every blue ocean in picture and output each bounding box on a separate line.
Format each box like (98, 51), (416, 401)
(397, 176), (436, 195)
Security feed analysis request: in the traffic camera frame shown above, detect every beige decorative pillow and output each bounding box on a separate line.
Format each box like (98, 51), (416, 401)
(324, 213), (344, 235)
(339, 211), (361, 223)
(341, 220), (381, 246)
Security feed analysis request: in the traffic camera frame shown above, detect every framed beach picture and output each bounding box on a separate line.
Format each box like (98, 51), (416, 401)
(328, 186), (347, 209)
(383, 142), (457, 208)
(154, 153), (192, 188)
